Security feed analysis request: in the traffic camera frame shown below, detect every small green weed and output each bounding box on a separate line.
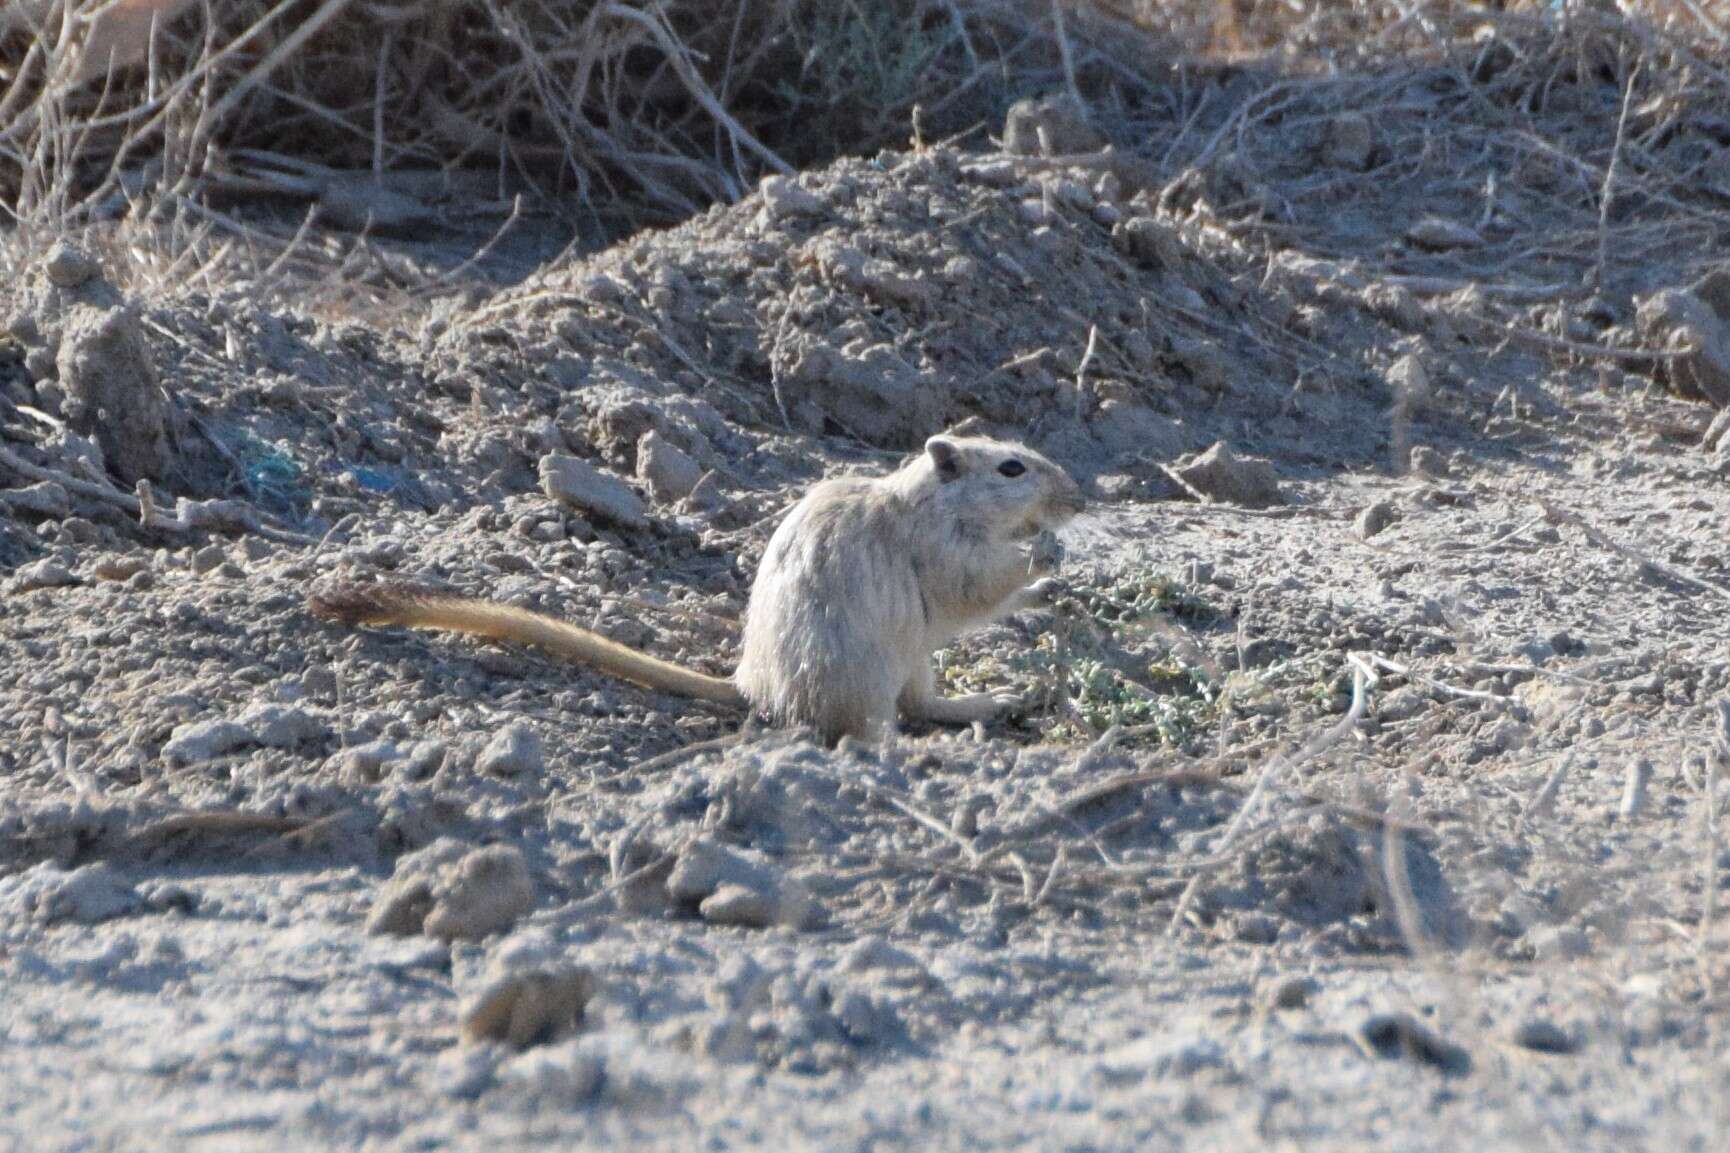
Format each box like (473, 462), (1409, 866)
(942, 565), (1226, 748)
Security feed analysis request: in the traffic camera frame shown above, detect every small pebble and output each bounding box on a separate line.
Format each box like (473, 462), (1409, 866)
(1357, 500), (1398, 539)
(1406, 216), (1483, 251)
(758, 174), (826, 220)
(1267, 976), (1316, 1011)
(1358, 1013), (1471, 1074)
(191, 544), (226, 574)
(1619, 758), (1653, 818)
(1233, 913), (1280, 944)
(93, 556), (150, 582)
(1408, 445), (1449, 477)
(1512, 1018), (1578, 1054)
(43, 241), (100, 288)
(10, 558), (76, 592)
(699, 884), (778, 929)
(461, 967), (594, 1050)
(1018, 198), (1054, 226)
(636, 430), (701, 502)
(477, 724), (544, 777)
(540, 453), (646, 529)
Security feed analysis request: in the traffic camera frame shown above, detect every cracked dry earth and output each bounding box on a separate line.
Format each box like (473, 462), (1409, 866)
(2, 147), (1729, 1152)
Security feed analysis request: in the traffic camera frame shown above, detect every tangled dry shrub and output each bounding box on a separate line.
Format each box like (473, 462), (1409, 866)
(1104, 0), (1730, 60)
(0, 0), (1166, 241)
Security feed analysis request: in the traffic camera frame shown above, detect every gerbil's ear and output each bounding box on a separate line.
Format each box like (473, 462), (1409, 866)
(925, 436), (961, 481)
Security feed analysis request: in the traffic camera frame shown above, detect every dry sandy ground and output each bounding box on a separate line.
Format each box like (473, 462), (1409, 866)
(3, 52), (1730, 1152)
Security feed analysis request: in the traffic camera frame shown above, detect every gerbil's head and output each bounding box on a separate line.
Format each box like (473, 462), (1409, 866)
(922, 434), (1085, 537)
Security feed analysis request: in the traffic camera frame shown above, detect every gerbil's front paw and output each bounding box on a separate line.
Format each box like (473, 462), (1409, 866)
(1028, 577), (1066, 605)
(1007, 576), (1067, 616)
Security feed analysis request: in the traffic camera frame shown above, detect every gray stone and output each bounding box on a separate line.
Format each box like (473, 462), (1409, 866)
(698, 884), (779, 928)
(679, 471), (726, 513)
(1019, 197), (1054, 225)
(1511, 1018), (1578, 1054)
(369, 839), (535, 941)
(1406, 217), (1483, 251)
(539, 453), (646, 528)
(768, 332), (944, 449)
(1357, 500), (1398, 539)
(1115, 217), (1185, 271)
(56, 305), (167, 484)
(1359, 1013), (1471, 1074)
(161, 703), (326, 765)
(338, 738), (402, 782)
(26, 348), (58, 385)
(758, 175), (825, 220)
(1232, 912), (1280, 944)
(1408, 445), (1450, 477)
(1090, 399), (1183, 460)
(477, 724), (544, 777)
(423, 845), (535, 941)
(669, 837), (813, 929)
(402, 739), (449, 780)
(0, 862), (140, 925)
(1267, 976), (1316, 1010)
(1387, 353), (1431, 406)
(161, 718), (252, 765)
(461, 967), (595, 1049)
(1172, 442), (1286, 508)
(1636, 268), (1730, 406)
(635, 430), (701, 502)
(833, 989), (892, 1043)
(1536, 921), (1584, 955)
(42, 241), (100, 288)
(10, 558), (77, 592)
(1003, 93), (1103, 157)
(1047, 178), (1094, 210)
(192, 540), (226, 571)
(838, 936), (922, 974)
(235, 703), (328, 749)
(666, 838), (777, 903)
(1095, 1034), (1228, 1083)
(92, 555), (149, 582)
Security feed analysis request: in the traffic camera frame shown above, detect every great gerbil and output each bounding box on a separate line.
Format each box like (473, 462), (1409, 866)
(309, 434), (1085, 742)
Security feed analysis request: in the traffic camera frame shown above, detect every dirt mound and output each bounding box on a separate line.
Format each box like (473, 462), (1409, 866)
(433, 147), (1411, 500)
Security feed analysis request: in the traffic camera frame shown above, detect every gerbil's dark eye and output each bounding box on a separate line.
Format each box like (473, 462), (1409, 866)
(997, 459), (1026, 478)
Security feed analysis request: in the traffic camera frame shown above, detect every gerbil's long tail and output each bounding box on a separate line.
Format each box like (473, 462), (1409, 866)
(309, 581), (743, 707)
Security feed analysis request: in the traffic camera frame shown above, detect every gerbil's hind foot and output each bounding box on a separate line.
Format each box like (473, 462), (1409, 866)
(910, 689), (1023, 727)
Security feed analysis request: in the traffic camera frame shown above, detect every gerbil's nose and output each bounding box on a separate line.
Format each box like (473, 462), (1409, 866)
(1057, 477), (1087, 516)
(1067, 474), (1088, 511)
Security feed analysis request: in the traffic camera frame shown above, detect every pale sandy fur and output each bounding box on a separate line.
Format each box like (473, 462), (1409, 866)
(311, 435), (1084, 742)
(737, 435), (1083, 740)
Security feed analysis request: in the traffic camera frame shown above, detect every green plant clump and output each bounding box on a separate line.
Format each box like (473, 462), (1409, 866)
(941, 566), (1226, 747)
